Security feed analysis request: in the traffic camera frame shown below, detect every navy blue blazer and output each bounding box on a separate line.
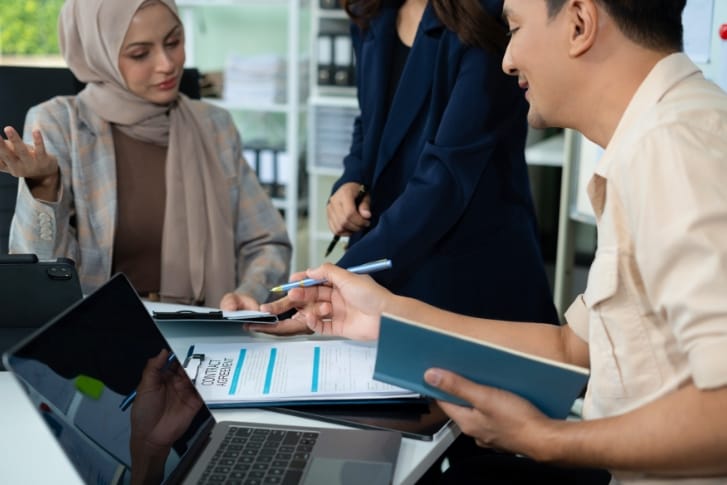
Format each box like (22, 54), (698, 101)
(333, 1), (558, 324)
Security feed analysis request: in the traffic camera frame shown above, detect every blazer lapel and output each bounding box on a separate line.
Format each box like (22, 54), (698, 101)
(359, 7), (397, 179)
(373, 5), (443, 185)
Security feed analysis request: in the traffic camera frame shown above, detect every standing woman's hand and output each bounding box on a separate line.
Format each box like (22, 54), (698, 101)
(219, 292), (260, 312)
(327, 182), (371, 237)
(0, 126), (60, 202)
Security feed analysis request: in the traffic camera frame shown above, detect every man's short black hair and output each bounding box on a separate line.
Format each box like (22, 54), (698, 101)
(544, 0), (686, 52)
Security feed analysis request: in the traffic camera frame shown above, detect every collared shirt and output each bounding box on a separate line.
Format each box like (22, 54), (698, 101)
(565, 53), (727, 484)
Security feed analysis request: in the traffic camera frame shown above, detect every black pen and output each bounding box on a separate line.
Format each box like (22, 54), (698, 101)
(324, 184), (367, 257)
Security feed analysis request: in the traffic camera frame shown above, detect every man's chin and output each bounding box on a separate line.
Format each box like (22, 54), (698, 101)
(527, 111), (549, 130)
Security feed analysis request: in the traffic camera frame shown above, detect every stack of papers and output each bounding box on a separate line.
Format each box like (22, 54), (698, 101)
(224, 53), (285, 104)
(313, 105), (360, 169)
(223, 54), (309, 105)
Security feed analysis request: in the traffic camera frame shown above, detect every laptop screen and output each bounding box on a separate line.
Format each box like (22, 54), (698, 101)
(4, 274), (215, 485)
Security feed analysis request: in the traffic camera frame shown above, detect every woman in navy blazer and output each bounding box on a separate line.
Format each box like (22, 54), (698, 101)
(327, 0), (558, 324)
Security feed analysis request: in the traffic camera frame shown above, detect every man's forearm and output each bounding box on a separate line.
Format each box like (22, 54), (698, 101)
(383, 294), (582, 365)
(529, 383), (727, 477)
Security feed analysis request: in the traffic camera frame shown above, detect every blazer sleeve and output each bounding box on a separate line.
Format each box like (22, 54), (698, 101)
(337, 42), (523, 283)
(9, 101), (80, 264)
(216, 110), (292, 302)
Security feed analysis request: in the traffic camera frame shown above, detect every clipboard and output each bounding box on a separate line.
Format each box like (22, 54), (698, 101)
(151, 310), (278, 324)
(144, 301), (279, 325)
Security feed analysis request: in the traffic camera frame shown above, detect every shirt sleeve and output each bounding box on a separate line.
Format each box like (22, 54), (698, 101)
(564, 294), (590, 343)
(621, 122), (727, 390)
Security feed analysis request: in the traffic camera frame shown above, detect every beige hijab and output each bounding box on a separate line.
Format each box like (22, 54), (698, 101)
(59, 0), (235, 305)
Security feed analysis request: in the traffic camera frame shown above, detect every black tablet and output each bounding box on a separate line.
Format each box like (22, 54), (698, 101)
(272, 399), (451, 441)
(0, 254), (82, 369)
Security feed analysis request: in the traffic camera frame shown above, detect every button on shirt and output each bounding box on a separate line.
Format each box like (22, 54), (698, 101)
(37, 211), (53, 241)
(565, 53), (727, 484)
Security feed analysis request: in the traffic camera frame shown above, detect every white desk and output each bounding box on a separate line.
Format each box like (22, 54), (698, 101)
(0, 321), (458, 485)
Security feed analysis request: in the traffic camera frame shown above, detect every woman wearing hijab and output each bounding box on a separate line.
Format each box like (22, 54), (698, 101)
(0, 0), (291, 308)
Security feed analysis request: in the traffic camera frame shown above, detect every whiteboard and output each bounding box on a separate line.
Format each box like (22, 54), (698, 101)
(686, 0), (727, 91)
(683, 0), (714, 64)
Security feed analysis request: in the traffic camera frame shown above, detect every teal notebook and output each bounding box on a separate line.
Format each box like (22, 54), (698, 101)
(373, 313), (589, 419)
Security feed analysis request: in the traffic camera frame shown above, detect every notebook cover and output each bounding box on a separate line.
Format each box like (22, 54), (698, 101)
(373, 313), (590, 419)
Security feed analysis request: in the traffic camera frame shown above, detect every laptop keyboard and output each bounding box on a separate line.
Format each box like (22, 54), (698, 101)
(199, 425), (319, 485)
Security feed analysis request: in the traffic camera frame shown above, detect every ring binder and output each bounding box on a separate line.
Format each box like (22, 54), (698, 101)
(333, 34), (354, 86)
(317, 34), (333, 85)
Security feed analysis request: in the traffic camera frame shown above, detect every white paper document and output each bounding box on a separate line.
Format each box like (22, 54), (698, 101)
(184, 340), (419, 406)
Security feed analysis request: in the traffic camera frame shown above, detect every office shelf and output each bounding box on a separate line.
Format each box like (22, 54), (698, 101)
(204, 97), (306, 114)
(179, 1), (309, 267)
(317, 9), (348, 20)
(306, 3), (356, 267)
(525, 132), (565, 167)
(309, 94), (358, 108)
(177, 0), (297, 6)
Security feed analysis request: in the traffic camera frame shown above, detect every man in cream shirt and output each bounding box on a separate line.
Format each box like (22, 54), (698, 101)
(260, 0), (727, 483)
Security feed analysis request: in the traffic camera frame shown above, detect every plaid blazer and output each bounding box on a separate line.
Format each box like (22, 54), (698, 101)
(10, 95), (291, 302)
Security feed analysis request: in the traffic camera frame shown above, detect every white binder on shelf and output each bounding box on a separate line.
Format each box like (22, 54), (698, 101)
(317, 34), (333, 86)
(333, 35), (354, 86)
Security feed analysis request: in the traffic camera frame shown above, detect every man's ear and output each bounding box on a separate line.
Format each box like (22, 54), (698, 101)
(565, 0), (598, 57)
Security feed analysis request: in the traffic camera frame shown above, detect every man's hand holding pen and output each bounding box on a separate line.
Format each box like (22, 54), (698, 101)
(130, 349), (203, 448)
(129, 349), (203, 485)
(254, 260), (392, 338)
(325, 182), (370, 257)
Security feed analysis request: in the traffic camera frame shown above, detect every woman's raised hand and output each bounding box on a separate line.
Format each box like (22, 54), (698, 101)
(0, 126), (60, 201)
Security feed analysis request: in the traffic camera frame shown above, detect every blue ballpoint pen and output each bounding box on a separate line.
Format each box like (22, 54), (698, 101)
(270, 258), (392, 293)
(119, 351), (176, 411)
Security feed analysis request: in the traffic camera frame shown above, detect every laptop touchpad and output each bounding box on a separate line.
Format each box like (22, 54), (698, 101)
(303, 458), (393, 485)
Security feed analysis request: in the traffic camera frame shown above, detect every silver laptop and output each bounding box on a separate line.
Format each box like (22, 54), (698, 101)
(3, 273), (401, 485)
